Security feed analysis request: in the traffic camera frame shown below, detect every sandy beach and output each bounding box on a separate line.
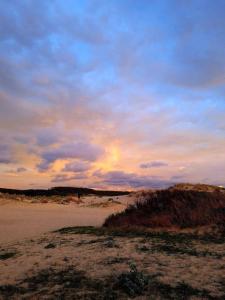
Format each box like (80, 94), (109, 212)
(1, 223), (225, 299)
(0, 192), (225, 299)
(0, 195), (132, 244)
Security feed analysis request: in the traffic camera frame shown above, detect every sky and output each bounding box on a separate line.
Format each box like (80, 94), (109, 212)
(0, 0), (225, 190)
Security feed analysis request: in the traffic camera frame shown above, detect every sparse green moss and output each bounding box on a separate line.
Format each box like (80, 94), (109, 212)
(0, 252), (16, 260)
(136, 243), (224, 258)
(0, 264), (224, 299)
(54, 225), (225, 244)
(115, 262), (149, 297)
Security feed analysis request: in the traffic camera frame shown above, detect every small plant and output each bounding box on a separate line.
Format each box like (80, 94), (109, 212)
(0, 252), (16, 260)
(44, 243), (56, 249)
(0, 285), (25, 297)
(104, 257), (129, 265)
(115, 262), (149, 297)
(103, 237), (118, 248)
(103, 287), (118, 300)
(136, 244), (149, 252)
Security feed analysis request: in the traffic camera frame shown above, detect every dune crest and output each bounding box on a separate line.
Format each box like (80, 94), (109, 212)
(104, 185), (225, 231)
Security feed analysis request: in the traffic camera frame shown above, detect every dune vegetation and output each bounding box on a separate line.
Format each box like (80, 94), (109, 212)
(104, 188), (225, 232)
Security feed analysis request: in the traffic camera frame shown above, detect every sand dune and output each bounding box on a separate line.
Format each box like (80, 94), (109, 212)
(0, 188), (225, 299)
(0, 195), (133, 244)
(104, 189), (225, 230)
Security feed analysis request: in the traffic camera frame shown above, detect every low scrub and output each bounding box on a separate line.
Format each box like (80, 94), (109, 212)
(115, 262), (149, 297)
(0, 251), (16, 260)
(104, 189), (225, 229)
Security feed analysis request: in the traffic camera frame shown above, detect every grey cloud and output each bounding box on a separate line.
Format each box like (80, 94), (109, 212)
(170, 175), (185, 181)
(94, 170), (173, 189)
(0, 91), (51, 131)
(0, 144), (14, 164)
(37, 160), (51, 172)
(0, 57), (28, 96)
(168, 1), (225, 88)
(16, 167), (27, 173)
(37, 142), (104, 171)
(5, 167), (27, 174)
(51, 174), (71, 183)
(36, 129), (59, 147)
(0, 0), (225, 189)
(62, 161), (91, 173)
(108, 0), (225, 89)
(51, 173), (88, 183)
(140, 161), (168, 169)
(60, 13), (106, 45)
(0, 1), (54, 47)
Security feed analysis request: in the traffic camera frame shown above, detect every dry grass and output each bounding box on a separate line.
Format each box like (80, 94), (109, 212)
(1, 185), (225, 299)
(170, 183), (225, 193)
(0, 226), (225, 299)
(104, 189), (225, 229)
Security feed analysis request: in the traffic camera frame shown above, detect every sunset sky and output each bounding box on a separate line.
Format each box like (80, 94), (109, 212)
(0, 0), (225, 190)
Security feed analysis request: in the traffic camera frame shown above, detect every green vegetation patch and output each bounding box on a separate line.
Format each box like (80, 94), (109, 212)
(44, 243), (56, 249)
(54, 226), (225, 244)
(54, 226), (104, 235)
(147, 280), (218, 300)
(136, 243), (224, 258)
(0, 251), (17, 260)
(115, 262), (149, 297)
(103, 257), (129, 265)
(0, 264), (224, 299)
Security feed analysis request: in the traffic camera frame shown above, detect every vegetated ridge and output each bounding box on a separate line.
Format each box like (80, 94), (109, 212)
(0, 186), (130, 197)
(104, 185), (225, 229)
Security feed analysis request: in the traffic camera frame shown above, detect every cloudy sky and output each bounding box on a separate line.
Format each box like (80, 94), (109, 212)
(0, 0), (225, 190)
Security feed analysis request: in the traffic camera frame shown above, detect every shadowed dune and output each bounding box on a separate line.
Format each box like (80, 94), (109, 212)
(104, 188), (225, 229)
(0, 186), (130, 197)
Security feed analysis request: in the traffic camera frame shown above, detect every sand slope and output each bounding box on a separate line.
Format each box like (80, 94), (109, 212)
(0, 228), (224, 299)
(0, 195), (133, 244)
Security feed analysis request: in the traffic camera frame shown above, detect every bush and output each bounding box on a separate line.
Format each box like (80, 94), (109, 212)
(104, 189), (225, 229)
(115, 262), (149, 297)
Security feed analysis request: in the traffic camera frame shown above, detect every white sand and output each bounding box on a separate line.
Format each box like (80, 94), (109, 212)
(1, 226), (224, 298)
(0, 195), (134, 244)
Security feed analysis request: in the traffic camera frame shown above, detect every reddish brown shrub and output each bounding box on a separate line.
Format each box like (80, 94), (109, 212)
(103, 189), (225, 229)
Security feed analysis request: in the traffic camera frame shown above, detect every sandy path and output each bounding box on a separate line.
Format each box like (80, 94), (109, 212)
(0, 201), (123, 244)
